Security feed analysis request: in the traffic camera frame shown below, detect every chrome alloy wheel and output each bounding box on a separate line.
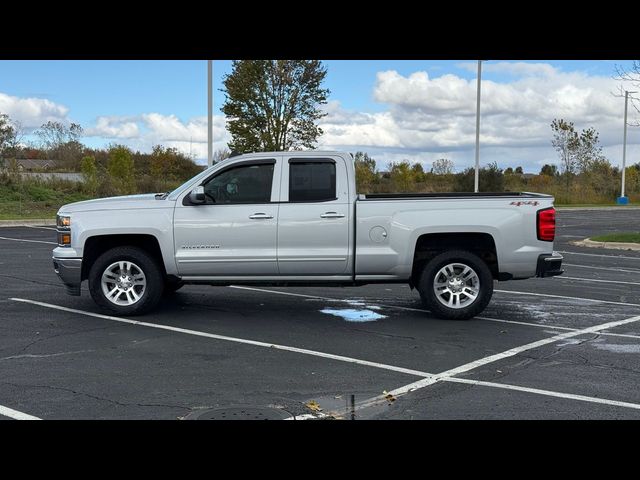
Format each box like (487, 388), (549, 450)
(101, 261), (147, 306)
(432, 262), (480, 309)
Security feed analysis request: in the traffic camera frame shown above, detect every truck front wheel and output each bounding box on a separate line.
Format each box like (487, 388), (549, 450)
(88, 246), (164, 316)
(417, 250), (493, 320)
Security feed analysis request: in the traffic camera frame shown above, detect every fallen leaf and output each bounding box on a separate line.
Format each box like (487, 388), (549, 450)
(305, 400), (323, 412)
(383, 390), (396, 402)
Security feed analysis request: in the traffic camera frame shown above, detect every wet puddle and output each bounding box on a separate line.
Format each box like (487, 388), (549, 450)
(320, 308), (387, 322)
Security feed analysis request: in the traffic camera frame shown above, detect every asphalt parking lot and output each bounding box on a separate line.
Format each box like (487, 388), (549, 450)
(1, 208), (640, 420)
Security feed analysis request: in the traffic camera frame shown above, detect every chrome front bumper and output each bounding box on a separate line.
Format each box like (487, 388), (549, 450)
(52, 257), (82, 295)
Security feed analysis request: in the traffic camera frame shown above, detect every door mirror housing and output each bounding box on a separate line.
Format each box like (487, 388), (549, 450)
(189, 186), (206, 204)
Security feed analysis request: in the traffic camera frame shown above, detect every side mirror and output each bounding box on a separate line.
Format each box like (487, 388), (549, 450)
(189, 186), (206, 204)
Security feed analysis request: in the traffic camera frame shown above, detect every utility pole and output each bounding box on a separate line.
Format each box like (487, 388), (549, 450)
(618, 90), (637, 204)
(207, 60), (213, 167)
(474, 60), (483, 193)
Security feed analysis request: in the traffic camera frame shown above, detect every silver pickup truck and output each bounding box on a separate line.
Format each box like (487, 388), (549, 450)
(53, 151), (563, 319)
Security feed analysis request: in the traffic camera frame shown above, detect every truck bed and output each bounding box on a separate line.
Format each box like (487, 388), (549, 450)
(359, 192), (550, 200)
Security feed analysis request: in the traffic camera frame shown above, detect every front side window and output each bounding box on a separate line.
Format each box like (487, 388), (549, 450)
(289, 161), (336, 202)
(203, 163), (274, 204)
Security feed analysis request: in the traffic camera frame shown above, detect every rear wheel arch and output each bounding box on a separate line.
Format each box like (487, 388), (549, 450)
(410, 232), (499, 286)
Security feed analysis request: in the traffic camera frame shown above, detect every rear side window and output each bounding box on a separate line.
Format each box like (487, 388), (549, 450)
(289, 161), (336, 202)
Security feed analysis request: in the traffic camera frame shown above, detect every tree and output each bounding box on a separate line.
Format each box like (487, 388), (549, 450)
(551, 119), (579, 192)
(411, 162), (425, 183)
(80, 155), (98, 195)
(0, 113), (17, 159)
(515, 166), (524, 174)
(504, 167), (514, 175)
(431, 158), (454, 175)
(222, 60), (329, 152)
(107, 145), (136, 195)
(614, 61), (640, 125)
(354, 151), (377, 193)
(34, 121), (84, 170)
(540, 164), (558, 176)
(454, 162), (504, 192)
(389, 160), (415, 192)
(213, 148), (231, 164)
(575, 127), (604, 173)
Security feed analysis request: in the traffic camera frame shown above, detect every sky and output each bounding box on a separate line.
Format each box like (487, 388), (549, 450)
(1, 59), (639, 173)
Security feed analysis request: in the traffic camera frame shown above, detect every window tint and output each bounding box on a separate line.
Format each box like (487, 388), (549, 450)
(203, 163), (274, 204)
(289, 162), (336, 202)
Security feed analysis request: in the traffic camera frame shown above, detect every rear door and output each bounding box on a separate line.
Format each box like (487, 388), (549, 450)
(277, 156), (350, 275)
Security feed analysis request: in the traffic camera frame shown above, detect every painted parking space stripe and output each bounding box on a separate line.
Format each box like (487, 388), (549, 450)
(10, 298), (433, 378)
(558, 250), (640, 260)
(25, 225), (57, 231)
(494, 289), (640, 307)
(11, 298), (640, 417)
(560, 276), (640, 287)
(0, 236), (57, 245)
(349, 313), (640, 415)
(231, 286), (640, 340)
(564, 263), (640, 274)
(442, 377), (640, 411)
(233, 285), (640, 308)
(0, 404), (41, 420)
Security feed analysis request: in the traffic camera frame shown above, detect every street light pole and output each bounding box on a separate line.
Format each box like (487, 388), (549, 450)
(474, 60), (483, 193)
(619, 90), (637, 204)
(207, 60), (213, 168)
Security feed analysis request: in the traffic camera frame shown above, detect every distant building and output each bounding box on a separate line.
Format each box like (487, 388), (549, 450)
(14, 159), (58, 171)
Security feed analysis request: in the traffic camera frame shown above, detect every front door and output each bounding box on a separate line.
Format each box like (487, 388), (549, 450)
(277, 157), (351, 275)
(173, 159), (280, 276)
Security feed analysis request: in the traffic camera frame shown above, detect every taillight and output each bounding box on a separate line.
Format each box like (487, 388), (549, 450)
(537, 207), (555, 242)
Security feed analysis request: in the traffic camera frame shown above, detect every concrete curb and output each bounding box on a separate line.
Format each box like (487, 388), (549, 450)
(0, 219), (55, 227)
(570, 238), (640, 251)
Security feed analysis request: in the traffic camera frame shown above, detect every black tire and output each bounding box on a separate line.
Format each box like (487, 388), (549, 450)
(163, 279), (185, 295)
(88, 246), (164, 316)
(417, 249), (493, 320)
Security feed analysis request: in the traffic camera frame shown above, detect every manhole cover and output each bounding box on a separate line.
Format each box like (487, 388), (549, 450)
(186, 407), (292, 420)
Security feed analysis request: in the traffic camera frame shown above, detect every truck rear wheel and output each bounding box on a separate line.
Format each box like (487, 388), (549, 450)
(88, 246), (164, 316)
(417, 250), (493, 320)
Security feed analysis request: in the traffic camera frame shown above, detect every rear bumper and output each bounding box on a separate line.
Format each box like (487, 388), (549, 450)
(52, 257), (82, 295)
(536, 252), (564, 278)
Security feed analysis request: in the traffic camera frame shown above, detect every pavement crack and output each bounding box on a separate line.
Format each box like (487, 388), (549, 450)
(0, 381), (192, 412)
(0, 273), (64, 288)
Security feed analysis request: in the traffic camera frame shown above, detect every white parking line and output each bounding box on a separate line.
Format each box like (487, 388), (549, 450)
(564, 263), (640, 274)
(494, 289), (640, 307)
(558, 250), (640, 260)
(25, 225), (57, 231)
(561, 276), (640, 287)
(443, 377), (640, 411)
(0, 404), (41, 420)
(11, 297), (640, 417)
(0, 236), (56, 245)
(478, 316), (640, 341)
(232, 286), (640, 339)
(350, 312), (640, 414)
(9, 298), (433, 378)
(234, 284), (640, 309)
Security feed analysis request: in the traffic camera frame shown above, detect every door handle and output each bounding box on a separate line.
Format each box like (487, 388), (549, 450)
(320, 212), (345, 219)
(249, 213), (273, 220)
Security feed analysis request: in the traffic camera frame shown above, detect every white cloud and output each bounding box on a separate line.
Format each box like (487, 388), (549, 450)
(316, 65), (640, 172)
(0, 92), (69, 128)
(457, 62), (558, 77)
(85, 116), (139, 138)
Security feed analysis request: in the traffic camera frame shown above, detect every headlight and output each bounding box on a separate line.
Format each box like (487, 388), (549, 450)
(56, 215), (71, 229)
